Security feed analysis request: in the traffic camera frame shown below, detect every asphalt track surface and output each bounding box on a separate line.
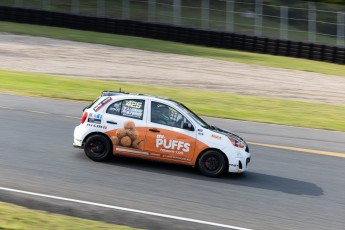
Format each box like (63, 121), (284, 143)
(1, 93), (345, 230)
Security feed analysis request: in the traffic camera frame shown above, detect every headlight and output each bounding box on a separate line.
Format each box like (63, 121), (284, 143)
(228, 136), (245, 148)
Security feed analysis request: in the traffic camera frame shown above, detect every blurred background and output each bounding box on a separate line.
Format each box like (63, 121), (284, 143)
(1, 0), (344, 47)
(0, 1), (345, 230)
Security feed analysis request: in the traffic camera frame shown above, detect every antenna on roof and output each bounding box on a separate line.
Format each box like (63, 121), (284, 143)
(119, 88), (122, 93)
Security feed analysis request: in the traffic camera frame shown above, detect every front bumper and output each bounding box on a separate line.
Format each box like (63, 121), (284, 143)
(228, 155), (251, 173)
(223, 146), (251, 173)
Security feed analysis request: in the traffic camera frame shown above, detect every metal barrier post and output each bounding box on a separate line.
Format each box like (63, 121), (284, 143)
(122, 0), (129, 19)
(226, 0), (234, 32)
(337, 12), (345, 47)
(255, 0), (263, 36)
(308, 2), (316, 43)
(280, 6), (288, 40)
(42, 0), (50, 10)
(97, 0), (105, 17)
(15, 0), (23, 7)
(71, 0), (79, 14)
(201, 0), (209, 29)
(148, 0), (156, 22)
(173, 0), (181, 26)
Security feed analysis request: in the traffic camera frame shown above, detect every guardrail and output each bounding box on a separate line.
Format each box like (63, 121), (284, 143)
(0, 6), (344, 64)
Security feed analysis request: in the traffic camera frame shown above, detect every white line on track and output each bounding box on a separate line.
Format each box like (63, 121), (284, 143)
(27, 110), (49, 115)
(0, 187), (253, 230)
(64, 115), (80, 119)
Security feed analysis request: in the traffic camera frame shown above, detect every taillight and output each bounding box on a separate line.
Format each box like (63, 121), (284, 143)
(81, 112), (88, 124)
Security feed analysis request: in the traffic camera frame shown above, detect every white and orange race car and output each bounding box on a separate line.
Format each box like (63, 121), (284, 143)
(73, 91), (251, 177)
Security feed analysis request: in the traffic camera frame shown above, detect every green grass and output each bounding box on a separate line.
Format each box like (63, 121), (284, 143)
(0, 21), (344, 77)
(0, 202), (137, 230)
(1, 69), (345, 132)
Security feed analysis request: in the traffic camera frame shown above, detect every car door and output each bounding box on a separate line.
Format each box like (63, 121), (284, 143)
(144, 100), (197, 164)
(102, 98), (148, 156)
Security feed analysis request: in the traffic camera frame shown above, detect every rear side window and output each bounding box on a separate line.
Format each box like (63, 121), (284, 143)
(107, 99), (145, 120)
(106, 100), (122, 115)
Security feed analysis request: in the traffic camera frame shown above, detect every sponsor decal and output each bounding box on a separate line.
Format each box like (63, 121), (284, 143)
(87, 124), (107, 129)
(150, 153), (161, 157)
(162, 155), (189, 161)
(88, 113), (103, 119)
(88, 118), (102, 124)
(211, 134), (222, 140)
(94, 97), (112, 112)
(156, 134), (190, 155)
(87, 113), (103, 124)
(197, 129), (204, 135)
(110, 120), (145, 150)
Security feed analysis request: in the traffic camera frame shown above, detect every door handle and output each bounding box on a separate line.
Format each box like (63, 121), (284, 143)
(149, 128), (160, 133)
(107, 121), (117, 125)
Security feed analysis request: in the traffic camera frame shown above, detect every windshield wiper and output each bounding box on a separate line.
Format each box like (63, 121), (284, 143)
(207, 125), (218, 130)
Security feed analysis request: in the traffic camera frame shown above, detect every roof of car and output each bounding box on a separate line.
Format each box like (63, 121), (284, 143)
(101, 91), (181, 105)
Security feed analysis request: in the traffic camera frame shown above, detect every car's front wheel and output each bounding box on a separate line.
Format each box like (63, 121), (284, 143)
(84, 134), (111, 161)
(197, 150), (227, 177)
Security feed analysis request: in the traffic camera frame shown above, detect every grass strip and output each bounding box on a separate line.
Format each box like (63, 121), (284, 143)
(0, 202), (136, 230)
(1, 69), (344, 132)
(0, 21), (344, 77)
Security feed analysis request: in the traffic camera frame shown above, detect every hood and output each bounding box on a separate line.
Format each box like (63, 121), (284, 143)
(208, 126), (245, 143)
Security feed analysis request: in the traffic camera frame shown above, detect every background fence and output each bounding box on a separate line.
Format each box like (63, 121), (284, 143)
(0, 0), (344, 47)
(1, 5), (344, 64)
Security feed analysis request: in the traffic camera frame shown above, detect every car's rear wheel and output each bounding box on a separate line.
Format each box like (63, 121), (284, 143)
(84, 134), (111, 161)
(197, 150), (227, 177)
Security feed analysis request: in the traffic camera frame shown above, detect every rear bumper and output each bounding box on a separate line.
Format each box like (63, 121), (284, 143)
(73, 124), (85, 149)
(73, 143), (83, 149)
(73, 138), (83, 148)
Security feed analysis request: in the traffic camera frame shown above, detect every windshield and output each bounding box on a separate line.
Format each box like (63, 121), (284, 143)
(174, 102), (210, 128)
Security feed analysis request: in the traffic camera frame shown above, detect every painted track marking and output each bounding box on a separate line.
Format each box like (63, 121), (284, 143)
(64, 115), (80, 119)
(0, 187), (253, 230)
(27, 110), (49, 115)
(249, 142), (345, 158)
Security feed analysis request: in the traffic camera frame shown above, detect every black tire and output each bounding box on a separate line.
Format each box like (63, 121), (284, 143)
(84, 134), (112, 162)
(197, 150), (227, 177)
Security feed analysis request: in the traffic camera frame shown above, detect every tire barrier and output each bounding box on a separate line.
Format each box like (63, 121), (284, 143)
(0, 6), (344, 64)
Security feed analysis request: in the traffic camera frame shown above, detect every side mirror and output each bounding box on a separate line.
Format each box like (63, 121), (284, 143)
(183, 122), (195, 131)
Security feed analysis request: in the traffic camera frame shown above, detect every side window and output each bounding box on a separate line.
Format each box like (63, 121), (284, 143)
(107, 99), (145, 120)
(151, 101), (187, 128)
(106, 100), (122, 115)
(121, 99), (145, 120)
